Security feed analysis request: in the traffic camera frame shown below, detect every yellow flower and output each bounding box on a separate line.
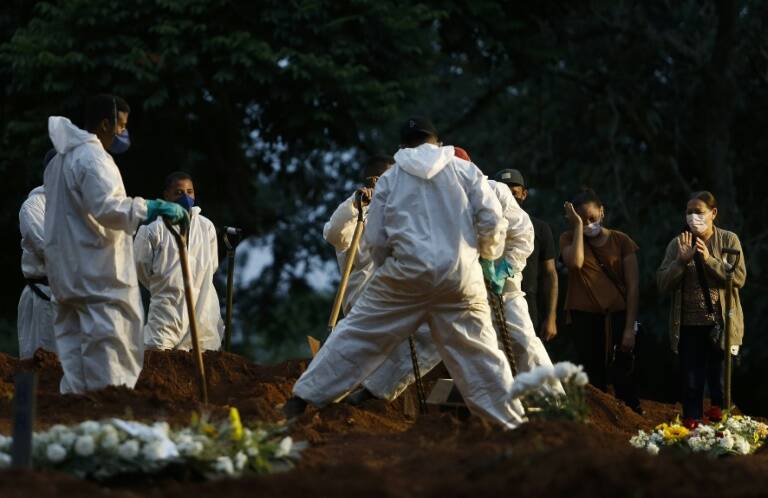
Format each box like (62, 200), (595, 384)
(229, 407), (243, 441)
(655, 423), (669, 432)
(190, 411), (200, 427)
(663, 425), (689, 441)
(202, 423), (217, 437)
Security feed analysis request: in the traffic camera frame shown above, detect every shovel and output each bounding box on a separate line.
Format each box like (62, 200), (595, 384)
(485, 280), (518, 376)
(164, 217), (208, 405)
(308, 190), (367, 356)
(722, 247), (741, 411)
(222, 226), (243, 351)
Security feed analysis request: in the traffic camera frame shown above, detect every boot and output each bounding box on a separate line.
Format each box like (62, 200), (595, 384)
(282, 396), (308, 418)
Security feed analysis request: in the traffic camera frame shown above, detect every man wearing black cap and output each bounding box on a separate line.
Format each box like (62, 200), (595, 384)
(285, 116), (526, 429)
(496, 169), (558, 342)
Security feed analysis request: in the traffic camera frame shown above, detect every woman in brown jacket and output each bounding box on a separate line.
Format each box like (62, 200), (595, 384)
(560, 188), (642, 413)
(657, 191), (746, 427)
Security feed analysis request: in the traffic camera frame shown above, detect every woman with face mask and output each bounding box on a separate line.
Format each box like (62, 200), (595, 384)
(560, 188), (642, 414)
(657, 191), (746, 428)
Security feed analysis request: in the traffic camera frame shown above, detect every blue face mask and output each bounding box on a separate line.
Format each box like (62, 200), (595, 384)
(175, 193), (195, 211)
(109, 129), (131, 155)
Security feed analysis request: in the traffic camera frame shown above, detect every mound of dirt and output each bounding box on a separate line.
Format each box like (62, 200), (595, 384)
(0, 349), (766, 498)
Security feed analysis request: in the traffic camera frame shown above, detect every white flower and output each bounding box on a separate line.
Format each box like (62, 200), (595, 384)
(152, 422), (170, 436)
(74, 435), (96, 457)
(572, 372), (589, 387)
(177, 440), (203, 457)
(79, 421), (101, 435)
(234, 451), (248, 471)
(719, 435), (734, 451)
(275, 437), (293, 458)
(142, 441), (165, 461)
(553, 362), (580, 379)
(214, 456), (235, 475)
(0, 435), (11, 452)
(46, 443), (67, 463)
(118, 440), (140, 460)
(57, 430), (76, 448)
(629, 432), (649, 448)
(246, 446), (260, 457)
(734, 437), (751, 455)
(0, 452), (10, 469)
(646, 443), (660, 455)
(101, 431), (120, 451)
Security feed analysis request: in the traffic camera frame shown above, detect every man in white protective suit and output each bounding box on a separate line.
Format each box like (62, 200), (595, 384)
(487, 179), (564, 395)
(134, 171), (224, 351)
(284, 117), (526, 429)
(322, 154), (437, 404)
(17, 150), (58, 359)
(45, 94), (188, 394)
(346, 147), (563, 402)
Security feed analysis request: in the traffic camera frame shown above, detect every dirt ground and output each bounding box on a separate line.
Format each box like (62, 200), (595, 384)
(0, 349), (766, 498)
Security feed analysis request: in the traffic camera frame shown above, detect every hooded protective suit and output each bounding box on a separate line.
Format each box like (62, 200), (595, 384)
(487, 180), (563, 394)
(44, 116), (148, 394)
(294, 143), (525, 429)
(323, 192), (437, 401)
(134, 206), (223, 351)
(17, 186), (57, 358)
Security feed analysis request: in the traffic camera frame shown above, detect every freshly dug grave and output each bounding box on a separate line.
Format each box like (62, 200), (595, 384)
(0, 349), (765, 498)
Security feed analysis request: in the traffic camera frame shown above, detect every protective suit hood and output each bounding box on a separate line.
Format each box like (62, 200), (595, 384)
(394, 143), (456, 180)
(48, 116), (99, 155)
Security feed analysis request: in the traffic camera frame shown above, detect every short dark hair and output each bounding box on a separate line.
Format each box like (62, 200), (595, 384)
(363, 154), (394, 179)
(85, 94), (130, 132)
(164, 171), (193, 190)
(689, 191), (717, 210)
(570, 187), (602, 209)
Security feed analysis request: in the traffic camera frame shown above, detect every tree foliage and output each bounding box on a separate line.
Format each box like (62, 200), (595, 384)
(1, 0), (767, 411)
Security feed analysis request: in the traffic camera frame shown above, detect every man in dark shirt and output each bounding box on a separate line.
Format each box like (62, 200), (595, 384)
(496, 169), (558, 342)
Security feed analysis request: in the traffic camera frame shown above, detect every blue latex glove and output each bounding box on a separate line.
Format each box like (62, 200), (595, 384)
(146, 199), (188, 224)
(480, 258), (515, 295)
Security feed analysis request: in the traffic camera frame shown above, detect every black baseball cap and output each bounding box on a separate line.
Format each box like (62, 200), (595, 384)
(400, 116), (439, 143)
(496, 169), (525, 188)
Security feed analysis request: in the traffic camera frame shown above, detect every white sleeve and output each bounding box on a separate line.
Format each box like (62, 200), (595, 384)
(19, 196), (46, 260)
(494, 182), (534, 272)
(465, 165), (507, 260)
(323, 193), (361, 252)
(363, 173), (390, 267)
(209, 221), (220, 271)
(79, 155), (147, 232)
(133, 225), (155, 288)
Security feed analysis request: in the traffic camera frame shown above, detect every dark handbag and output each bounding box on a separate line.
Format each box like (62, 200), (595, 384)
(689, 235), (722, 346)
(585, 239), (640, 376)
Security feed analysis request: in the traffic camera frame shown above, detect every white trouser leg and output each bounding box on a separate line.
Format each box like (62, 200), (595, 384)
(427, 296), (525, 429)
(57, 297), (144, 394)
(55, 302), (87, 394)
(17, 287), (56, 359)
(293, 273), (427, 405)
(502, 293), (564, 395)
(362, 323), (441, 401)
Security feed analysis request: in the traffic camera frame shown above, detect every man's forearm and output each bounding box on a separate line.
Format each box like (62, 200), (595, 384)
(542, 269), (558, 321)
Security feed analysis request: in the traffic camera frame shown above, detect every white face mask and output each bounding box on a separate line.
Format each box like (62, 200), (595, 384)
(686, 213), (709, 235)
(583, 222), (602, 238)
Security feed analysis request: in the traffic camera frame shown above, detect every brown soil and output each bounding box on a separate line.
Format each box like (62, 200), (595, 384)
(0, 348), (766, 498)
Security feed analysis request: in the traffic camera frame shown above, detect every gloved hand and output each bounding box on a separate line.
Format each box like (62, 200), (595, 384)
(480, 258), (515, 295)
(146, 199), (188, 224)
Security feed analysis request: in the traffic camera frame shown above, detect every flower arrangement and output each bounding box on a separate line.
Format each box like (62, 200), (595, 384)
(0, 408), (305, 480)
(510, 362), (590, 422)
(630, 414), (768, 456)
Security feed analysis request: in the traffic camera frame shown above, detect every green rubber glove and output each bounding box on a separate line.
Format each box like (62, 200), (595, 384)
(480, 258), (515, 295)
(145, 199), (188, 224)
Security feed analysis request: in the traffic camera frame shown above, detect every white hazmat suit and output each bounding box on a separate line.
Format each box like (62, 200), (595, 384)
(294, 143), (525, 429)
(134, 206), (223, 351)
(322, 193), (436, 401)
(44, 116), (147, 394)
(488, 180), (564, 395)
(17, 186), (57, 358)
